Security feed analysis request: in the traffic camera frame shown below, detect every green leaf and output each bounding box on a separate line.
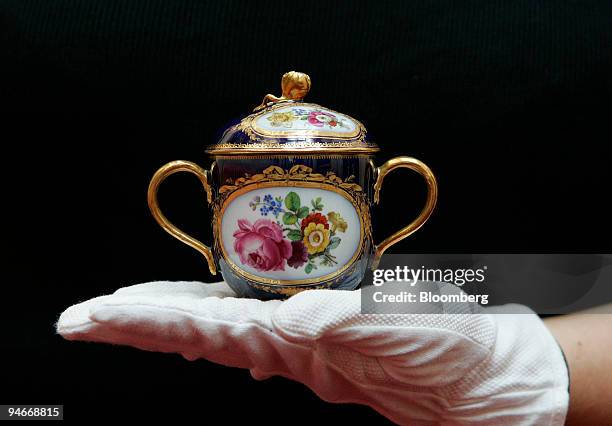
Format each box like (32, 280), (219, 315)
(297, 206), (309, 219)
(285, 192), (301, 212)
(287, 229), (303, 241)
(282, 212), (298, 225)
(310, 197), (323, 211)
(328, 237), (341, 250)
(305, 263), (313, 274)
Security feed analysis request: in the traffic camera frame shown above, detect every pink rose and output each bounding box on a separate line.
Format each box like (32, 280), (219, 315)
(308, 111), (336, 127)
(233, 219), (292, 271)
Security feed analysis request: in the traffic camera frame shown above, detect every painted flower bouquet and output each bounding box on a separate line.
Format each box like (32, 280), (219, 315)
(233, 192), (348, 273)
(267, 107), (347, 129)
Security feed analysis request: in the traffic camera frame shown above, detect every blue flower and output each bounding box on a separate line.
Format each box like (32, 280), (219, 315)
(259, 194), (285, 218)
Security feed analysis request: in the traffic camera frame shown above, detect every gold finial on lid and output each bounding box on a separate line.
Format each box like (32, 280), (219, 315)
(253, 71), (311, 112)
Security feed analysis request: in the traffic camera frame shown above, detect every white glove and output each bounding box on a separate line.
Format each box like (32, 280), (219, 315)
(56, 281), (569, 425)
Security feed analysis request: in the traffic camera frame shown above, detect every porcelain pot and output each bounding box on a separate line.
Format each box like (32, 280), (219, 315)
(148, 71), (438, 299)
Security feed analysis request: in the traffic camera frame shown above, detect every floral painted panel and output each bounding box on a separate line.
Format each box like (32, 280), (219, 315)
(253, 105), (359, 135)
(221, 187), (361, 280)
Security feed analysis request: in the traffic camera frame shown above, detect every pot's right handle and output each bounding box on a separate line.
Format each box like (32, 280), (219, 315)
(371, 156), (438, 269)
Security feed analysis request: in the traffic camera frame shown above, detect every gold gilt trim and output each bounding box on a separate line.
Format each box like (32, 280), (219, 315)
(212, 165), (372, 287)
(206, 143), (379, 155)
(249, 283), (329, 297)
(248, 262), (360, 296)
(213, 154), (374, 160)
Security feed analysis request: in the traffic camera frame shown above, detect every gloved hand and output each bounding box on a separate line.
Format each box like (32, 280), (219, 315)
(56, 281), (569, 425)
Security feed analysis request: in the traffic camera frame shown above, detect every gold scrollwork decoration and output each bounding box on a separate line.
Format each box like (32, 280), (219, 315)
(212, 165), (372, 287)
(218, 164), (362, 198)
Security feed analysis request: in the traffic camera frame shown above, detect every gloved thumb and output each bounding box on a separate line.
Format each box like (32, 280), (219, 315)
(271, 287), (496, 387)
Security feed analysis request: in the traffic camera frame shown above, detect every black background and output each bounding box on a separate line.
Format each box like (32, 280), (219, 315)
(2, 0), (611, 422)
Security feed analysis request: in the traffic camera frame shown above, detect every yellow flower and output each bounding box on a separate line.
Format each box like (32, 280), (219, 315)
(267, 112), (296, 127)
(328, 211), (347, 233)
(303, 222), (330, 254)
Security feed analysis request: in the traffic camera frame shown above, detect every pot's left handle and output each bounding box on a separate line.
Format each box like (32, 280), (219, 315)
(147, 160), (217, 275)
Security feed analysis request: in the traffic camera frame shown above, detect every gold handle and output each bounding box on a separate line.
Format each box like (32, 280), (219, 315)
(147, 160), (217, 275)
(371, 156), (438, 269)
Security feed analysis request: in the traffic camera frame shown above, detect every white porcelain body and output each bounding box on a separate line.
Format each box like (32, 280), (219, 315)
(210, 156), (374, 299)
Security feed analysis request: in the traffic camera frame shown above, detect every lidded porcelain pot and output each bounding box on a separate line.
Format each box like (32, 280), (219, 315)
(148, 71), (438, 299)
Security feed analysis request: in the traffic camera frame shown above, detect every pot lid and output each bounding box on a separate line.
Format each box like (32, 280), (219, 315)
(206, 71), (379, 155)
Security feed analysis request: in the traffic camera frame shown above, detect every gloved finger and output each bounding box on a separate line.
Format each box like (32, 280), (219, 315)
(56, 295), (115, 335)
(112, 280), (236, 299)
(85, 294), (286, 366)
(56, 281), (238, 340)
(57, 300), (223, 361)
(57, 290), (289, 368)
(92, 291), (281, 326)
